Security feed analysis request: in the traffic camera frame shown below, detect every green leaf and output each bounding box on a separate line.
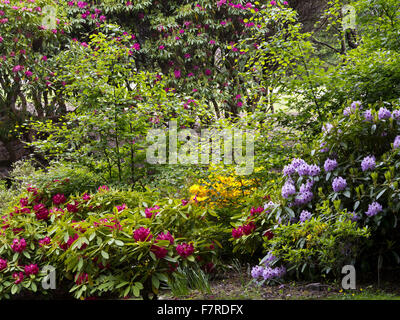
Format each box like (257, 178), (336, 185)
(115, 240), (124, 246)
(11, 285), (18, 295)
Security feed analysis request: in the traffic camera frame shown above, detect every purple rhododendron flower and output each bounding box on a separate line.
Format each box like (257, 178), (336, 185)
(300, 180), (314, 193)
(364, 109), (373, 122)
(324, 158), (338, 172)
(392, 110), (400, 121)
(251, 266), (264, 279)
(378, 107), (391, 120)
(291, 158), (307, 169)
(394, 136), (400, 149)
(308, 164), (321, 177)
(365, 202), (382, 217)
(294, 191), (313, 206)
(322, 123), (333, 134)
(296, 163), (310, 176)
(283, 164), (296, 176)
(281, 181), (296, 198)
(299, 210), (312, 223)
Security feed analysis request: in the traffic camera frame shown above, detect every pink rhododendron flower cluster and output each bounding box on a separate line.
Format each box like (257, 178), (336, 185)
(133, 227), (152, 242)
(39, 236), (51, 247)
(24, 264), (39, 276)
(52, 193), (66, 205)
(145, 206), (160, 218)
(33, 203), (49, 220)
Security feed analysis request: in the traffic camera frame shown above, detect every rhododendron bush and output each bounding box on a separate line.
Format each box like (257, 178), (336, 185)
(0, 0), (69, 140)
(0, 183), (223, 299)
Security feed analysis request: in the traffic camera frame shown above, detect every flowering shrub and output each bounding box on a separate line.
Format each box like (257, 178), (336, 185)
(232, 102), (400, 280)
(0, 181), (222, 299)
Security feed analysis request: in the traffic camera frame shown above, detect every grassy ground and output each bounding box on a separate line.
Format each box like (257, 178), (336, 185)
(158, 270), (400, 300)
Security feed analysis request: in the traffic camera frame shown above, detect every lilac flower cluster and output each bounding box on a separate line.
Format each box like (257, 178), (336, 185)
(293, 180), (314, 205)
(361, 156), (376, 172)
(343, 101), (362, 116)
(300, 180), (314, 193)
(282, 159), (321, 178)
(332, 176), (347, 192)
(363, 109), (373, 122)
(294, 191), (314, 206)
(350, 212), (360, 222)
(365, 202), (382, 217)
(378, 107), (391, 120)
(251, 265), (286, 281)
(394, 136), (400, 149)
(299, 210), (312, 223)
(393, 110), (400, 121)
(281, 180), (296, 199)
(322, 123), (333, 135)
(251, 251), (286, 281)
(320, 142), (329, 153)
(324, 158), (338, 172)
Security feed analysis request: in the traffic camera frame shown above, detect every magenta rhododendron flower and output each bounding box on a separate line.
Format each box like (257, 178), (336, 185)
(33, 204), (49, 220)
(250, 206), (264, 216)
(52, 193), (66, 205)
(174, 69), (181, 78)
(264, 230), (274, 240)
(242, 221), (256, 235)
(12, 272), (24, 284)
(133, 227), (152, 242)
(39, 236), (51, 247)
(116, 204), (127, 212)
(82, 193), (91, 201)
(12, 65), (24, 72)
(156, 231), (174, 244)
(151, 244), (168, 259)
(75, 273), (89, 285)
(0, 258), (7, 270)
(232, 226), (243, 239)
(19, 197), (29, 207)
(59, 234), (80, 250)
(145, 206), (160, 218)
(176, 243), (194, 258)
(98, 185), (110, 192)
